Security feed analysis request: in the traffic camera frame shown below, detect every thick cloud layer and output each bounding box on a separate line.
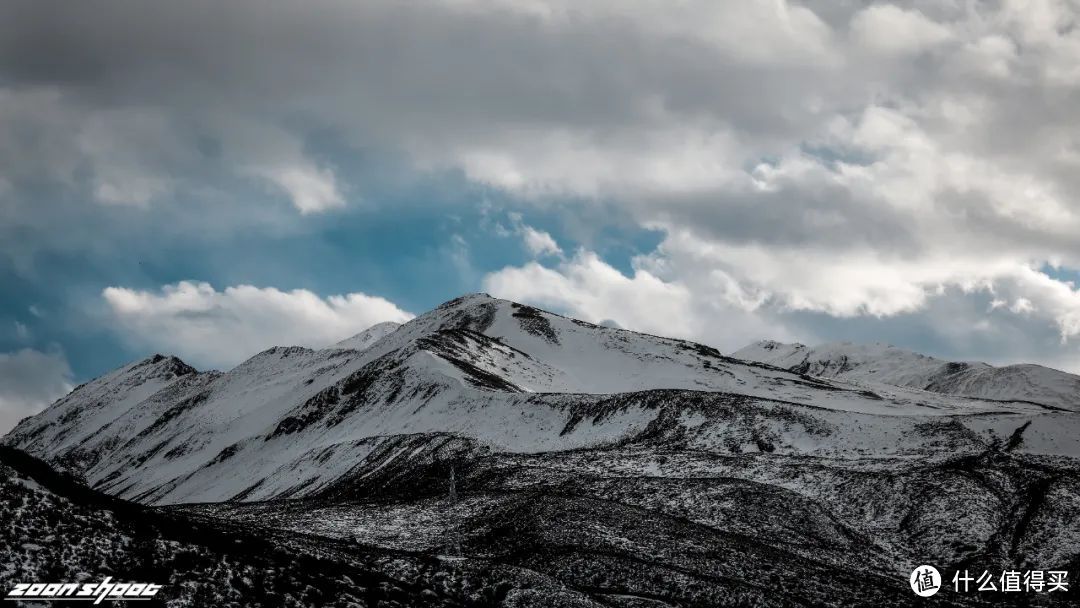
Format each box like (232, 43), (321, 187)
(2, 0), (1080, 385)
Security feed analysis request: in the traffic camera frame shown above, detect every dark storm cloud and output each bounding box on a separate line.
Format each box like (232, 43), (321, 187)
(0, 0), (847, 157)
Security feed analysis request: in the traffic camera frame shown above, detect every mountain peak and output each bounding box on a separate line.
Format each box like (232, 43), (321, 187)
(331, 321), (402, 351)
(128, 353), (198, 380)
(755, 339), (806, 351)
(732, 340), (809, 367)
(433, 292), (499, 310)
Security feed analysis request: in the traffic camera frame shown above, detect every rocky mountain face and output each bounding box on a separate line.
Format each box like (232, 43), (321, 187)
(5, 294), (1080, 606)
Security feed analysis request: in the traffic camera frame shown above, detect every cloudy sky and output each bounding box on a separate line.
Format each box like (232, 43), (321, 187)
(3, 0), (1080, 431)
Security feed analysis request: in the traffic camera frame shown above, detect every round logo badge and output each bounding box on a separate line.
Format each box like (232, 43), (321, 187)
(910, 565), (941, 597)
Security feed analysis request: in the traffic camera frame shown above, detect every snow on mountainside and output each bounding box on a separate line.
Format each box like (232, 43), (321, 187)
(330, 321), (401, 351)
(3, 294), (1075, 507)
(734, 339), (1080, 411)
(0, 447), (493, 607)
(9, 294), (1080, 606)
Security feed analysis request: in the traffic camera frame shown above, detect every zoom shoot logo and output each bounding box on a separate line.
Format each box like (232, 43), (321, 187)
(5, 578), (162, 604)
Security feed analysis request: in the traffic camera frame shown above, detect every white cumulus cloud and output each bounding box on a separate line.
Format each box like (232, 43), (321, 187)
(483, 249), (794, 351)
(521, 225), (562, 257)
(102, 281), (414, 368)
(250, 163), (345, 214)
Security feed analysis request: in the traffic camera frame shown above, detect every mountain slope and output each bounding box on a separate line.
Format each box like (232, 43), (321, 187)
(0, 446), (592, 608)
(734, 340), (1080, 411)
(6, 295), (1080, 605)
(2, 295), (1072, 507)
(332, 321), (402, 351)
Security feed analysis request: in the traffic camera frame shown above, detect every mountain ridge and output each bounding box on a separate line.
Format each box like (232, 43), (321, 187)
(7, 294), (1080, 605)
(734, 339), (1080, 412)
(4, 294), (1078, 507)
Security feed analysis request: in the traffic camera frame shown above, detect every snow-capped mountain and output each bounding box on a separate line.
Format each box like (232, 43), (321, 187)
(4, 294), (1078, 507)
(7, 294), (1080, 606)
(734, 339), (1080, 411)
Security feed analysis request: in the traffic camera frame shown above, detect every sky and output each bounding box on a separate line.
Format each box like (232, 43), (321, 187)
(3, 0), (1080, 432)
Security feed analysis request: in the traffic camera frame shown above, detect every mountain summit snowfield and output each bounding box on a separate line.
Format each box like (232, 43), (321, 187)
(5, 294), (1080, 606)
